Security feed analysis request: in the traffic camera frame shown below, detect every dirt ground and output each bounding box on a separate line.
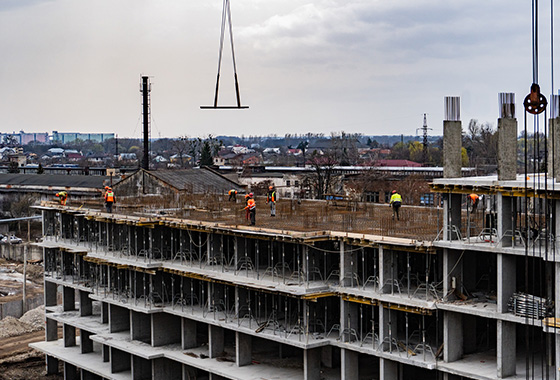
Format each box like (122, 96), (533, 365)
(0, 259), (62, 380)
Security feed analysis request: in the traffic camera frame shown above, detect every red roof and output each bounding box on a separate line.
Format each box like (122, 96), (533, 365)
(374, 159), (422, 167)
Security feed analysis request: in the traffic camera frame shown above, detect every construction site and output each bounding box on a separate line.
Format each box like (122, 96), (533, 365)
(24, 95), (560, 379)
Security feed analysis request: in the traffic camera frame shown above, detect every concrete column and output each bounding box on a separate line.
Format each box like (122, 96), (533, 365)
(62, 286), (75, 311)
(443, 374), (462, 380)
(379, 358), (398, 380)
(64, 362), (79, 380)
(63, 323), (76, 347)
(443, 249), (463, 300)
(497, 254), (516, 313)
(132, 356), (151, 380)
(341, 348), (358, 379)
(80, 330), (93, 353)
(443, 120), (462, 178)
(130, 311), (151, 343)
(109, 304), (129, 333)
(208, 325), (224, 358)
(235, 331), (252, 366)
(152, 313), (181, 346)
(152, 358), (182, 380)
(182, 317), (198, 349)
(443, 311), (463, 362)
(102, 345), (109, 362)
(497, 116), (518, 181)
(340, 243), (358, 287)
(44, 281), (57, 307)
(463, 314), (477, 355)
(378, 306), (397, 352)
(303, 347), (321, 380)
(498, 194), (515, 247)
(46, 355), (59, 375)
(46, 317), (58, 341)
(101, 302), (108, 324)
(497, 320), (516, 377)
(110, 347), (130, 373)
(379, 247), (397, 293)
(209, 375), (228, 380)
(79, 290), (92, 316)
(81, 370), (98, 380)
(321, 346), (333, 368)
(340, 299), (358, 343)
(548, 113), (560, 180)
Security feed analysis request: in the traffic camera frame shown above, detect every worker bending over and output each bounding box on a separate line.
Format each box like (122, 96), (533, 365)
(228, 189), (238, 202)
(104, 186), (115, 213)
(468, 193), (480, 212)
(389, 190), (402, 220)
(266, 186), (277, 216)
(55, 191), (68, 206)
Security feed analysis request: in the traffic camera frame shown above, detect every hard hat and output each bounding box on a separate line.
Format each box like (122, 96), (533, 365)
(249, 193), (254, 197)
(269, 186), (273, 190)
(392, 190), (397, 194)
(105, 186), (109, 190)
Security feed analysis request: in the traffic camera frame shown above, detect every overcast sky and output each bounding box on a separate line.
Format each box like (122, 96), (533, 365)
(0, 0), (556, 139)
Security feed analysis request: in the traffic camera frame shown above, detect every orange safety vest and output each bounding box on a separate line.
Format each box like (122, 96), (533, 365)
(468, 194), (479, 203)
(246, 199), (256, 210)
(229, 189), (237, 195)
(105, 191), (114, 202)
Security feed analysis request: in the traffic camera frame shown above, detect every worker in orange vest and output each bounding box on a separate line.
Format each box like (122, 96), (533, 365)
(104, 186), (115, 213)
(468, 193), (479, 212)
(55, 191), (68, 206)
(244, 195), (256, 225)
(228, 189), (238, 202)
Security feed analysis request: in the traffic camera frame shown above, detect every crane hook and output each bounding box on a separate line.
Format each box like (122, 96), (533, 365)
(523, 83), (547, 115)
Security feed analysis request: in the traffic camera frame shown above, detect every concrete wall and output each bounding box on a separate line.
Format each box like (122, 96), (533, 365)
(0, 293), (43, 319)
(0, 243), (43, 262)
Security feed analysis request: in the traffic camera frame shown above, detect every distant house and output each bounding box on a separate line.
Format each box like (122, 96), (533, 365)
(286, 148), (302, 156)
(66, 153), (83, 161)
(7, 153), (27, 167)
(374, 159), (422, 167)
(119, 153), (137, 161)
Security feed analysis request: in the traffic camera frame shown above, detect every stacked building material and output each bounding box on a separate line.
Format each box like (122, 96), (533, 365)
(507, 292), (553, 319)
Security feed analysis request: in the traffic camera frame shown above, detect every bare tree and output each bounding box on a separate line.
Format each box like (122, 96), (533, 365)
(303, 151), (339, 199)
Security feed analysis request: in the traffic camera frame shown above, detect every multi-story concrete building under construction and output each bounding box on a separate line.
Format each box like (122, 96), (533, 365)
(31, 96), (560, 379)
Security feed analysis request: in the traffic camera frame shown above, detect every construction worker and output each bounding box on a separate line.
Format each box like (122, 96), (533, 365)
(389, 190), (402, 220)
(266, 185), (277, 216)
(244, 193), (254, 222)
(104, 186), (115, 213)
(244, 196), (256, 226)
(228, 189), (238, 202)
(55, 191), (68, 206)
(468, 193), (480, 212)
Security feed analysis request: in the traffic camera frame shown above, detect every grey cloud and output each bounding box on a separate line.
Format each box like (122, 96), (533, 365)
(0, 0), (53, 12)
(241, 0), (526, 66)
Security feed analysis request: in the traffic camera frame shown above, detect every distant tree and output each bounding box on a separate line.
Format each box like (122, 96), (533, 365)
(408, 141), (424, 162)
(171, 137), (193, 168)
(463, 119), (497, 172)
(390, 142), (409, 160)
(7, 161), (19, 173)
(200, 141), (213, 166)
(303, 151), (338, 199)
(461, 147), (469, 166)
(330, 131), (361, 165)
(3, 135), (18, 146)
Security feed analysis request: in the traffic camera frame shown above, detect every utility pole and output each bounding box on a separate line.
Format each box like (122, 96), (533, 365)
(416, 113), (432, 164)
